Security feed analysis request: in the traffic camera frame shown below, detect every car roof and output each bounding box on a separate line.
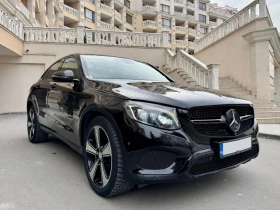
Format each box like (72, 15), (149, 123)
(66, 54), (137, 61)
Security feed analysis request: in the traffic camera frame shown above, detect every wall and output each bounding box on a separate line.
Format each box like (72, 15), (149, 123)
(194, 18), (270, 92)
(0, 43), (166, 113)
(0, 27), (23, 56)
(0, 63), (45, 113)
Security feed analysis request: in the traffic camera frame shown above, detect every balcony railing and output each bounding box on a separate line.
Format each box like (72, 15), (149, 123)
(174, 12), (186, 19)
(143, 20), (157, 27)
(209, 7), (231, 18)
(209, 21), (218, 27)
(142, 5), (157, 13)
(100, 21), (113, 30)
(175, 0), (185, 5)
(24, 27), (166, 48)
(188, 41), (195, 46)
(86, 0), (95, 4)
(187, 2), (195, 8)
(100, 3), (113, 13)
(115, 0), (124, 5)
(114, 10), (122, 19)
(176, 40), (187, 45)
(16, 1), (30, 19)
(0, 6), (23, 40)
(188, 28), (196, 34)
(32, 18), (41, 27)
(187, 15), (195, 20)
(114, 26), (121, 31)
(63, 4), (78, 16)
(175, 26), (186, 31)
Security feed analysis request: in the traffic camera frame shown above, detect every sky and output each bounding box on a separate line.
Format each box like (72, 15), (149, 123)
(210, 0), (280, 30)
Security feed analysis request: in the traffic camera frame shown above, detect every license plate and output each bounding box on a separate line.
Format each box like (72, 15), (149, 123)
(219, 137), (252, 158)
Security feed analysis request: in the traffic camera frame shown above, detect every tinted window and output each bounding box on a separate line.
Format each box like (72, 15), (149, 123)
(82, 56), (170, 82)
(199, 14), (206, 23)
(126, 14), (132, 24)
(61, 57), (80, 78)
(46, 60), (63, 79)
(199, 2), (206, 10)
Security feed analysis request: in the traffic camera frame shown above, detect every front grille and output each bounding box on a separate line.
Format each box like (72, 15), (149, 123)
(190, 105), (254, 136)
(137, 150), (176, 170)
(189, 105), (253, 120)
(189, 144), (259, 175)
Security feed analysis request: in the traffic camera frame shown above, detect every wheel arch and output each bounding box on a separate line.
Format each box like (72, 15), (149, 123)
(79, 106), (122, 149)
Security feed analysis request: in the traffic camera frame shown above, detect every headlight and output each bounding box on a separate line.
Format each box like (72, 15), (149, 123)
(124, 101), (181, 130)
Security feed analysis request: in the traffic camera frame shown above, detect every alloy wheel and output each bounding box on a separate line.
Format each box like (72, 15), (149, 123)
(86, 126), (112, 188)
(27, 109), (35, 140)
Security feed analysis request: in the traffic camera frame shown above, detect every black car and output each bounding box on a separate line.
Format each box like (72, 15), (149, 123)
(27, 54), (259, 197)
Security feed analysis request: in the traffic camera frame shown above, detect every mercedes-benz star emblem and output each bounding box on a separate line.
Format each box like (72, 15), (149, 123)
(225, 109), (241, 133)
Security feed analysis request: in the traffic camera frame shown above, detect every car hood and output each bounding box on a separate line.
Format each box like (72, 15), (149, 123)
(87, 79), (252, 109)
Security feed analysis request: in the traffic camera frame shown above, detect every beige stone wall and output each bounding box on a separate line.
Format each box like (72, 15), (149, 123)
(0, 64), (45, 113)
(194, 19), (270, 92)
(0, 27), (23, 56)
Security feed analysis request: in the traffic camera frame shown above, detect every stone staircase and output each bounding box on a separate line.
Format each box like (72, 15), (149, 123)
(219, 77), (280, 124)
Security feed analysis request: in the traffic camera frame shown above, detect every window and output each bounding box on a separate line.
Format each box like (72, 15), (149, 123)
(87, 0), (95, 4)
(199, 14), (206, 23)
(85, 8), (95, 22)
(61, 57), (80, 78)
(46, 60), (64, 79)
(125, 0), (130, 8)
(200, 27), (207, 35)
(162, 18), (171, 29)
(160, 4), (170, 14)
(82, 55), (170, 82)
(199, 2), (206, 10)
(126, 14), (133, 25)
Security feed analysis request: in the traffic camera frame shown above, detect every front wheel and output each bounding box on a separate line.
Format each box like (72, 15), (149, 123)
(83, 116), (134, 197)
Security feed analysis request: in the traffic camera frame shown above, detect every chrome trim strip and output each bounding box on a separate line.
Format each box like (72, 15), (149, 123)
(191, 115), (253, 123)
(240, 115), (253, 121)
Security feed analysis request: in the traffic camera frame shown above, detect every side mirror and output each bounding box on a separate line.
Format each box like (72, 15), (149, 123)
(52, 70), (74, 82)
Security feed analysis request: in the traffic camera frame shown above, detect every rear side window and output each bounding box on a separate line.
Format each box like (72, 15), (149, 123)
(46, 60), (64, 79)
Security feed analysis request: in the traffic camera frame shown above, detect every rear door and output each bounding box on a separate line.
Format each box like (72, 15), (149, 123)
(47, 57), (83, 143)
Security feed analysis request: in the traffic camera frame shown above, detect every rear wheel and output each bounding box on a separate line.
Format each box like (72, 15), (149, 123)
(83, 116), (134, 197)
(27, 106), (48, 143)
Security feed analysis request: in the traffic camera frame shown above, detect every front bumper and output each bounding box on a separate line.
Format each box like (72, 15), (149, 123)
(121, 121), (259, 184)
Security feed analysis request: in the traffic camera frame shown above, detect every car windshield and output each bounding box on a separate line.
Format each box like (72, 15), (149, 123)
(82, 55), (170, 82)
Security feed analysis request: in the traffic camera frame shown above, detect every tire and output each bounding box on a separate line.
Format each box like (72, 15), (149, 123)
(83, 116), (134, 197)
(27, 105), (48, 143)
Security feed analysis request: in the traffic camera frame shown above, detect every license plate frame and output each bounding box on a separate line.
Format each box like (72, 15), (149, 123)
(217, 137), (252, 159)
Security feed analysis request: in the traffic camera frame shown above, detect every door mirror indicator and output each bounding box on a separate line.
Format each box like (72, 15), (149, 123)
(52, 70), (74, 82)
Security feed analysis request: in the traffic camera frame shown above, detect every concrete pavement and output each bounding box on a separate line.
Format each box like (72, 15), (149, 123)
(0, 114), (280, 210)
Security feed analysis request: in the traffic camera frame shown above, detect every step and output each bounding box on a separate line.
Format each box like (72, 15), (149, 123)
(222, 90), (252, 96)
(255, 111), (280, 118)
(220, 87), (248, 91)
(256, 117), (280, 124)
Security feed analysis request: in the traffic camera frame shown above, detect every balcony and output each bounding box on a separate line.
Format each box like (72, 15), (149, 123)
(115, 0), (124, 5)
(188, 28), (196, 34)
(174, 12), (186, 19)
(175, 0), (185, 5)
(16, 1), (30, 19)
(209, 21), (218, 27)
(100, 3), (112, 13)
(86, 0), (95, 4)
(187, 14), (195, 21)
(187, 2), (195, 8)
(63, 4), (78, 16)
(175, 26), (186, 34)
(176, 40), (187, 45)
(142, 5), (157, 13)
(114, 10), (122, 20)
(114, 26), (122, 32)
(188, 41), (195, 47)
(142, 20), (157, 32)
(100, 21), (113, 30)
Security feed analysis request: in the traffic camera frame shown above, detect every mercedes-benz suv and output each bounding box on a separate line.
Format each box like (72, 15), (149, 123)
(27, 54), (259, 197)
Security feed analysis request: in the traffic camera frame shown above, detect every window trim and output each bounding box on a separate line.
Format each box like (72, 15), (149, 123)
(84, 8), (95, 23)
(60, 56), (81, 79)
(46, 59), (64, 80)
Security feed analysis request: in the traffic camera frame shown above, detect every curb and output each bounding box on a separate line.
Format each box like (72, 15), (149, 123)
(259, 133), (280, 140)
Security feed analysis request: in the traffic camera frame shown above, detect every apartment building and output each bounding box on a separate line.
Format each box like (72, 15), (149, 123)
(2, 0), (237, 53)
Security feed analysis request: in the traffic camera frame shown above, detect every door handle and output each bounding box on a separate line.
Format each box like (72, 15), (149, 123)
(50, 83), (56, 89)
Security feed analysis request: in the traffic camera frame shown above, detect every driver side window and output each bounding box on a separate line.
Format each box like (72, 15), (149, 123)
(60, 57), (80, 78)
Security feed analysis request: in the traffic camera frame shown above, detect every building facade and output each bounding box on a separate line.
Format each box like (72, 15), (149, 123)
(1, 0), (237, 53)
